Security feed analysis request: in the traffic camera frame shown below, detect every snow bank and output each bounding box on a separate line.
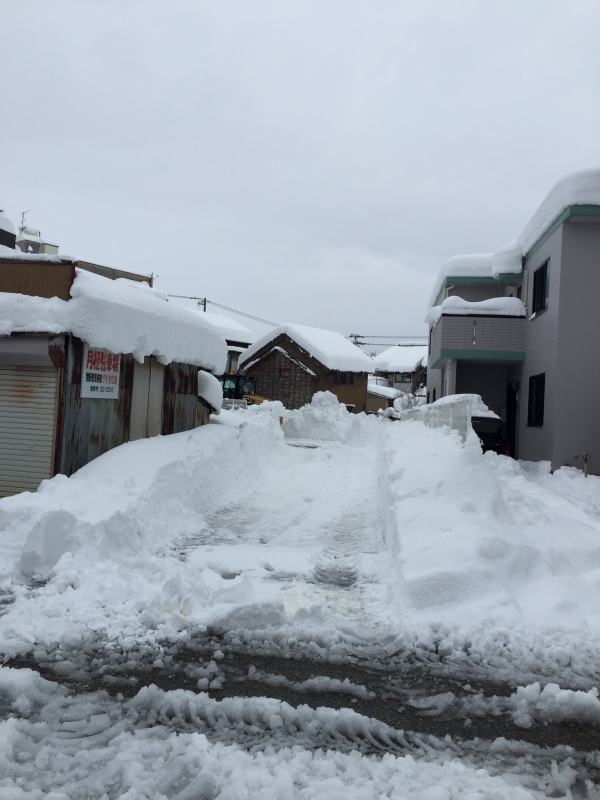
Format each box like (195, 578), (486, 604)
(198, 370), (223, 413)
(239, 323), (372, 373)
(372, 345), (428, 374)
(382, 419), (600, 684)
(0, 268), (227, 372)
(511, 681), (600, 729)
(426, 296), (526, 325)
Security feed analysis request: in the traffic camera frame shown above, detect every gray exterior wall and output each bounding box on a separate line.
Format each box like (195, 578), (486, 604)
(517, 226), (562, 465)
(553, 220), (600, 473)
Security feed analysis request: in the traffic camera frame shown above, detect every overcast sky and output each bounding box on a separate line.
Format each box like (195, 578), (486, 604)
(2, 1), (600, 339)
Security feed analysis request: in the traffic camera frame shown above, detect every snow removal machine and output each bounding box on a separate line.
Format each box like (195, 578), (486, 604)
(221, 374), (266, 410)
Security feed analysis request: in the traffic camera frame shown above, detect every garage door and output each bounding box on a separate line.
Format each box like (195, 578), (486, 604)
(0, 365), (58, 498)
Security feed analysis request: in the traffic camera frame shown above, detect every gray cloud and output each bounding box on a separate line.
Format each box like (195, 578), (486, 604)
(2, 0), (599, 337)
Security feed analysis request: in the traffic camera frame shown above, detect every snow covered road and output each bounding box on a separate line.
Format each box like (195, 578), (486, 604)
(2, 393), (600, 797)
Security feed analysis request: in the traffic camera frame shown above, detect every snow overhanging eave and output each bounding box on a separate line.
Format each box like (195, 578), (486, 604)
(524, 203), (600, 261)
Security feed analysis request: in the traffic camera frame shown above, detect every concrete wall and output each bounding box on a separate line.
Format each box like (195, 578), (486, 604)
(517, 227), (563, 464)
(553, 220), (600, 473)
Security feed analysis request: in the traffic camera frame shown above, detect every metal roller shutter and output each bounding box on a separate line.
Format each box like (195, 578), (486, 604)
(0, 365), (58, 498)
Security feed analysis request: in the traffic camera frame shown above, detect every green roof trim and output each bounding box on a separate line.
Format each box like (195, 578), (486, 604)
(430, 348), (525, 368)
(525, 204), (600, 262)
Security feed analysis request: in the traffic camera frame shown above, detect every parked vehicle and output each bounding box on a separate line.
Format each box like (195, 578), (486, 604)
(471, 415), (508, 454)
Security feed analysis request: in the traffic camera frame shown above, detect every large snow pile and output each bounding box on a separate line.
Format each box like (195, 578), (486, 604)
(426, 296), (526, 325)
(371, 345), (428, 374)
(282, 390), (361, 442)
(1, 395), (600, 686)
(0, 268), (227, 372)
(239, 323), (372, 373)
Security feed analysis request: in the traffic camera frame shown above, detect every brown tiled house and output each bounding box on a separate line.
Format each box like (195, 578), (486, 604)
(238, 324), (371, 412)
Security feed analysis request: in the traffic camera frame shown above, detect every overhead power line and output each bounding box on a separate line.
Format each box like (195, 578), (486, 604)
(206, 299), (279, 327)
(167, 293), (279, 327)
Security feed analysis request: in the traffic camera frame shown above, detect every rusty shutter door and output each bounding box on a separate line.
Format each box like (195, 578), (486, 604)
(0, 365), (58, 498)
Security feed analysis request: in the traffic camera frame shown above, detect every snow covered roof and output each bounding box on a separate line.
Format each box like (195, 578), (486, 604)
(429, 169), (600, 310)
(0, 242), (73, 262)
(426, 296), (527, 325)
(519, 167), (600, 255)
(198, 370), (223, 413)
(238, 323), (372, 373)
(372, 345), (428, 374)
(0, 268), (228, 372)
(367, 380), (402, 400)
(199, 311), (254, 345)
(0, 214), (15, 236)
(428, 254), (493, 308)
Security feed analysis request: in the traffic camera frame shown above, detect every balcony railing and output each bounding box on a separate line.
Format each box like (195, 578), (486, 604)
(429, 313), (526, 368)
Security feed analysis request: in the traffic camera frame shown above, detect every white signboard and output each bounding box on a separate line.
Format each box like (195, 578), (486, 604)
(81, 344), (120, 399)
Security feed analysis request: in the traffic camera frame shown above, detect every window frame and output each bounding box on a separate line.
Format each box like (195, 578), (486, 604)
(527, 372), (545, 427)
(531, 260), (549, 316)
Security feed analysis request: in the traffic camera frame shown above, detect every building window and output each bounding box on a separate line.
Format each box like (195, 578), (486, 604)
(532, 261), (548, 315)
(332, 371), (353, 384)
(527, 373), (545, 427)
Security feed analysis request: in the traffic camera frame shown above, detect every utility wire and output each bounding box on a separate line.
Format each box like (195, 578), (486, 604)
(206, 299), (279, 327)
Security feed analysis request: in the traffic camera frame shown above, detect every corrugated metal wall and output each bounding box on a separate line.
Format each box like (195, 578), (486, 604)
(57, 337), (134, 475)
(0, 261), (75, 300)
(162, 363), (199, 434)
(0, 365), (58, 497)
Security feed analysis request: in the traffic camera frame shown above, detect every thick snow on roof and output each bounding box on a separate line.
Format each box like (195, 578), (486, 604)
(0, 214), (15, 236)
(426, 295), (526, 325)
(0, 268), (227, 372)
(199, 311), (254, 344)
(198, 370), (223, 413)
(0, 242), (72, 262)
(367, 378), (402, 400)
(239, 323), (372, 373)
(428, 253), (493, 307)
(372, 345), (428, 374)
(429, 169), (600, 311)
(519, 167), (600, 255)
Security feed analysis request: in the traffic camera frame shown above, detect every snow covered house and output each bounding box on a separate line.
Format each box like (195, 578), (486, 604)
(426, 168), (600, 472)
(371, 344), (428, 393)
(238, 324), (372, 412)
(366, 376), (402, 413)
(0, 244), (226, 497)
(197, 311), (254, 374)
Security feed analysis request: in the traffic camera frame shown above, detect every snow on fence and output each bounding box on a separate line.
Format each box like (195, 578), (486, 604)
(399, 394), (496, 441)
